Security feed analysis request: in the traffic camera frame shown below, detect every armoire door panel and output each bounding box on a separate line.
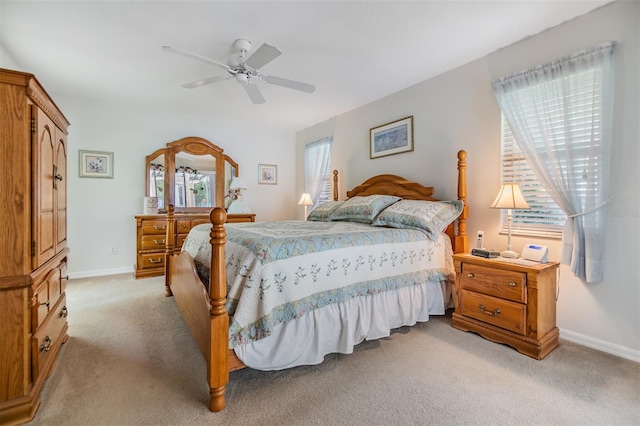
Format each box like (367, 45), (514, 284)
(33, 107), (56, 268)
(55, 130), (67, 252)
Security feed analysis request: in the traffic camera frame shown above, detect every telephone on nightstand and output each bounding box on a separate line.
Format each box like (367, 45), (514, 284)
(521, 244), (549, 263)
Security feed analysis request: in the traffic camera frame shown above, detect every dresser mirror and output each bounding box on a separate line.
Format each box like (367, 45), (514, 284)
(145, 137), (239, 213)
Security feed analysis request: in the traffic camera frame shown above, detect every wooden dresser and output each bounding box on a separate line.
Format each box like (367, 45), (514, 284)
(134, 213), (256, 278)
(452, 253), (559, 359)
(0, 69), (70, 424)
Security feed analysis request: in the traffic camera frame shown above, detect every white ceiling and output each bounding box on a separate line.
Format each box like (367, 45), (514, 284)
(1, 0), (611, 132)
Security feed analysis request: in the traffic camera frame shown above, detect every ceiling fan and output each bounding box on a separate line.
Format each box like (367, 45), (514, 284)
(162, 39), (315, 104)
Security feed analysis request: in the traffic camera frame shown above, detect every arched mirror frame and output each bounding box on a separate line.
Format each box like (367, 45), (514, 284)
(145, 136), (239, 213)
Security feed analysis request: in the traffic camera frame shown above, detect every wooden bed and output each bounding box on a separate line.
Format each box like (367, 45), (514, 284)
(164, 150), (469, 412)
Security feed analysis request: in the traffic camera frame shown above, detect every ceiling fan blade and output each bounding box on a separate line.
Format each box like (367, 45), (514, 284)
(182, 75), (231, 89)
(162, 46), (231, 71)
(244, 43), (282, 70)
(242, 83), (266, 104)
(263, 75), (316, 93)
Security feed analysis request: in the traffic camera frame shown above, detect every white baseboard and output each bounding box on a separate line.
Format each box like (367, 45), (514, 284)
(68, 266), (134, 280)
(560, 328), (640, 362)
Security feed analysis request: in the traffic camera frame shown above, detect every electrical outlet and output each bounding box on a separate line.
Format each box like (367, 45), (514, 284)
(108, 246), (117, 255)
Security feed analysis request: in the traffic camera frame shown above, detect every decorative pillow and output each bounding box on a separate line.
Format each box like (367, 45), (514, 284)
(372, 199), (464, 239)
(307, 201), (344, 222)
(328, 195), (401, 224)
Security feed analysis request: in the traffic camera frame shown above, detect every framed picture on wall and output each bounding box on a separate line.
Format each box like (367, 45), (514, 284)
(79, 150), (114, 178)
(258, 164), (277, 185)
(370, 115), (414, 159)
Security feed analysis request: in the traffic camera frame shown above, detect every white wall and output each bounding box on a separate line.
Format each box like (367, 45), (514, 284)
(297, 1), (639, 359)
(47, 95), (296, 278)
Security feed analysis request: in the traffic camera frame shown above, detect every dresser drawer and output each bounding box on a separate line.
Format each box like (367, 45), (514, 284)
(141, 235), (168, 250)
(141, 220), (168, 235)
(459, 289), (526, 335)
(139, 253), (165, 269)
(176, 219), (191, 234)
(460, 263), (526, 303)
(33, 294), (68, 379)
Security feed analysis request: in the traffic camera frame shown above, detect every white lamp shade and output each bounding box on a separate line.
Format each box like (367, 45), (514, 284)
(490, 183), (530, 210)
(297, 193), (313, 206)
(230, 177), (248, 190)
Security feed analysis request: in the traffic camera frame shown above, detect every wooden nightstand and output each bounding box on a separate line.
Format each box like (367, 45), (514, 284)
(452, 253), (560, 359)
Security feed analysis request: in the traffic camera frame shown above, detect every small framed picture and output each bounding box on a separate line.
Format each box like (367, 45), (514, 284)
(79, 150), (114, 178)
(258, 164), (277, 185)
(370, 115), (414, 159)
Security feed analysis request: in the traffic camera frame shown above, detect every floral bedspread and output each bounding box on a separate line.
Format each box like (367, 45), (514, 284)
(181, 220), (455, 348)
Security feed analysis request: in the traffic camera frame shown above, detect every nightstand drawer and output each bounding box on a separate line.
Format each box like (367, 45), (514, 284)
(459, 289), (526, 335)
(459, 263), (526, 303)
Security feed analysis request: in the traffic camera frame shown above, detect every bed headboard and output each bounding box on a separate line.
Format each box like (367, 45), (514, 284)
(337, 150), (469, 254)
(346, 174), (437, 200)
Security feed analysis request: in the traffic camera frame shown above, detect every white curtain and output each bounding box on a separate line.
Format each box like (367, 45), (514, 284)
(492, 42), (615, 283)
(304, 136), (333, 205)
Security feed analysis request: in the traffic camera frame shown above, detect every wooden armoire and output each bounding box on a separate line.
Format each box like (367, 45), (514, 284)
(0, 69), (70, 424)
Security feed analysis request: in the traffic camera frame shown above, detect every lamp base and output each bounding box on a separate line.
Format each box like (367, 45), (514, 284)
(500, 249), (520, 259)
(227, 198), (250, 214)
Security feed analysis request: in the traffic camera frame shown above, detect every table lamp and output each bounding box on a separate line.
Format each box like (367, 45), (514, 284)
(490, 183), (530, 258)
(298, 193), (313, 219)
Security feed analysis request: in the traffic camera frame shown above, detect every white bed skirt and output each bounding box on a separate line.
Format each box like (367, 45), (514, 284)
(234, 280), (453, 370)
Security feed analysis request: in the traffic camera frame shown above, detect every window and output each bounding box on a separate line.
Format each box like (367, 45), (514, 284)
(304, 137), (333, 208)
(500, 115), (566, 238)
(494, 42), (614, 282)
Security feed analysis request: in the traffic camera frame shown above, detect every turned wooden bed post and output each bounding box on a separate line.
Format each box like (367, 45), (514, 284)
(208, 207), (229, 412)
(455, 150), (469, 254)
(165, 204), (175, 297)
(333, 169), (339, 201)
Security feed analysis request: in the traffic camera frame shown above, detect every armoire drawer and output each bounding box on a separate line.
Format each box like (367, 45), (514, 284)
(33, 262), (66, 329)
(32, 294), (68, 379)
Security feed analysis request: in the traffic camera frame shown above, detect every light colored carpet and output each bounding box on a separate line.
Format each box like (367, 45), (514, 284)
(30, 274), (639, 425)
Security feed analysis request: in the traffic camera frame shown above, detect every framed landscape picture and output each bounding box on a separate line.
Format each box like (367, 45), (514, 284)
(370, 115), (414, 159)
(79, 150), (114, 178)
(258, 164), (277, 185)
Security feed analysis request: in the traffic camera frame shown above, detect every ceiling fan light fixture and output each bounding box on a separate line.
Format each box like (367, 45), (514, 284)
(236, 73), (249, 84)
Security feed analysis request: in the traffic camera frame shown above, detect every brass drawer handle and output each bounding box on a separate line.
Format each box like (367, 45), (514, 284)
(508, 281), (516, 287)
(479, 304), (501, 316)
(149, 257), (163, 264)
(39, 301), (50, 308)
(62, 275), (69, 280)
(467, 273), (475, 278)
(152, 224), (166, 230)
(153, 239), (166, 245)
(180, 224), (189, 229)
(60, 306), (68, 318)
(40, 336), (52, 352)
